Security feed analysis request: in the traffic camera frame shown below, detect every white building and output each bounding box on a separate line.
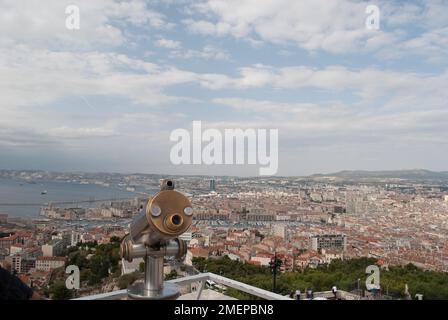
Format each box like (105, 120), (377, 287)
(179, 232), (193, 242)
(6, 254), (36, 274)
(273, 224), (286, 239)
(35, 256), (65, 271)
(250, 256), (271, 267)
(310, 234), (347, 252)
(10, 244), (24, 255)
(42, 239), (64, 257)
(8, 255), (22, 273)
(71, 231), (81, 246)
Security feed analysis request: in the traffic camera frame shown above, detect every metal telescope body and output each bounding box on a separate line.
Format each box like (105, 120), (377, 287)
(120, 179), (193, 300)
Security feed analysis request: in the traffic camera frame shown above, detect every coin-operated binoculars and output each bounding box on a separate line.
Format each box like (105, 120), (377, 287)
(120, 179), (193, 300)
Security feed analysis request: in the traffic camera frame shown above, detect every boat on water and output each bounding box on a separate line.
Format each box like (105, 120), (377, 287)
(41, 190), (47, 195)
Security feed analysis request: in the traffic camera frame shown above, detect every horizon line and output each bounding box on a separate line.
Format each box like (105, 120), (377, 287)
(1, 167), (447, 179)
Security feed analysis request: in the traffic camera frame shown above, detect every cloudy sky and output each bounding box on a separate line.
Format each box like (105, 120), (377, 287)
(1, 0), (447, 176)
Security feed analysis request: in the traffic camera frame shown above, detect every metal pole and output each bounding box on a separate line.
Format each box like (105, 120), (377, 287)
(271, 253), (278, 293)
(128, 253), (180, 300)
(144, 255), (164, 296)
(272, 267), (277, 293)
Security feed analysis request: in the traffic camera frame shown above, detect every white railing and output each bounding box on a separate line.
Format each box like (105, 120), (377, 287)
(74, 272), (292, 300)
(298, 290), (361, 300)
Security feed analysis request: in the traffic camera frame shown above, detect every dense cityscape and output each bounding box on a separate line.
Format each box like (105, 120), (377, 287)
(1, 169), (447, 299)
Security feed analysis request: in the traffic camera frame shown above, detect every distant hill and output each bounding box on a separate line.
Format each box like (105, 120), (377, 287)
(312, 169), (448, 181)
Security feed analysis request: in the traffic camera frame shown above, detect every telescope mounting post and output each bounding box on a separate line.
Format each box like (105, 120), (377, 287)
(122, 179), (192, 300)
(127, 254), (180, 300)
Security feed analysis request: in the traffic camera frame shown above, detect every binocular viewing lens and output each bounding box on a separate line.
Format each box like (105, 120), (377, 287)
(164, 213), (184, 231)
(171, 214), (181, 225)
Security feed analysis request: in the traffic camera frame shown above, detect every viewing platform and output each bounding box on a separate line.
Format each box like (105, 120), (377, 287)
(74, 272), (362, 300)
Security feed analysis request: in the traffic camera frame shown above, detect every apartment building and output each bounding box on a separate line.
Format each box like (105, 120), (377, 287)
(35, 256), (65, 271)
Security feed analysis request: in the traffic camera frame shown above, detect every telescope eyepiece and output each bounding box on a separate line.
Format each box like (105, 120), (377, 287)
(171, 214), (182, 226)
(165, 213), (184, 232)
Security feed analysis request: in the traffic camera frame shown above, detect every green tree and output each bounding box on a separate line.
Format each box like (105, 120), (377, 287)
(192, 256), (448, 299)
(165, 270), (178, 280)
(50, 282), (74, 300)
(110, 236), (121, 243)
(118, 272), (141, 289)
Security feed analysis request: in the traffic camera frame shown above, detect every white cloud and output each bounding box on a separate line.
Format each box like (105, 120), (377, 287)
(170, 45), (230, 60)
(199, 64), (448, 107)
(185, 0), (448, 61)
(380, 27), (448, 63)
(0, 44), (201, 108)
(46, 126), (116, 139)
(0, 0), (170, 49)
(155, 38), (182, 49)
(208, 97), (448, 149)
(212, 98), (317, 113)
(184, 0), (385, 53)
(381, 0), (447, 29)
